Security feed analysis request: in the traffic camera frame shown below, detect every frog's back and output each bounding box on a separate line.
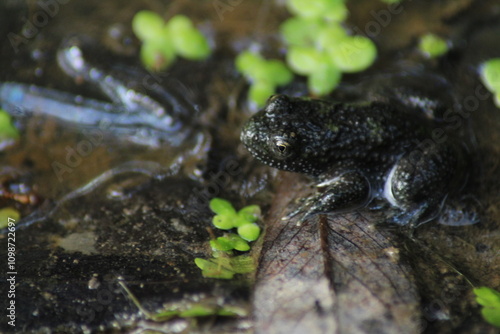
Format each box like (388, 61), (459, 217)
(290, 98), (431, 164)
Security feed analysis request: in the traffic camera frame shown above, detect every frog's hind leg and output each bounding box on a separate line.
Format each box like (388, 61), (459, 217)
(383, 143), (466, 227)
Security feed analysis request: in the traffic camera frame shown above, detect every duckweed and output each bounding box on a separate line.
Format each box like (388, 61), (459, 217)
(280, 0), (377, 96)
(473, 286), (500, 327)
(419, 33), (449, 58)
(195, 198), (261, 279)
(286, 0), (348, 21)
(0, 207), (20, 228)
(235, 51), (293, 107)
(0, 109), (19, 141)
(132, 11), (210, 71)
(235, 0), (377, 104)
(479, 58), (500, 108)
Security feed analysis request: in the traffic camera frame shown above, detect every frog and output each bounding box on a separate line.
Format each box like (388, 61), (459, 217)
(240, 94), (470, 227)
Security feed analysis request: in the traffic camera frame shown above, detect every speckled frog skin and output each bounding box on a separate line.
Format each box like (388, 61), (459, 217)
(241, 94), (468, 226)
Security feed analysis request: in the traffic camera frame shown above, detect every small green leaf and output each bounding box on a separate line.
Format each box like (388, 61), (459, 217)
(286, 0), (345, 19)
(316, 23), (347, 50)
(480, 59), (500, 93)
(167, 14), (194, 32)
(474, 287), (500, 307)
(473, 287), (500, 328)
(419, 33), (449, 58)
(280, 17), (325, 47)
(323, 1), (348, 22)
(308, 62), (342, 96)
(179, 305), (215, 317)
(230, 255), (255, 274)
(0, 109), (19, 140)
(237, 223), (261, 241)
(210, 238), (234, 252)
(481, 308), (500, 328)
(265, 60), (293, 86)
(132, 10), (165, 41)
(209, 198), (236, 215)
(0, 208), (20, 229)
(494, 93), (500, 108)
(237, 205), (261, 223)
(151, 309), (180, 321)
(329, 35), (377, 73)
(167, 15), (210, 60)
(212, 214), (236, 230)
(172, 27), (210, 60)
(194, 258), (235, 279)
(226, 233), (250, 251)
(286, 46), (325, 75)
(216, 307), (245, 316)
(235, 51), (264, 76)
(233, 216), (251, 228)
(140, 38), (176, 71)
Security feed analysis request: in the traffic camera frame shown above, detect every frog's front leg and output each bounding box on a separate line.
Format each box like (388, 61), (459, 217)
(384, 143), (466, 227)
(285, 171), (371, 221)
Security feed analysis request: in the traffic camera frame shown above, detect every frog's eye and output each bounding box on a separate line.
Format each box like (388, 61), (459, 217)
(276, 140), (288, 153)
(271, 137), (295, 159)
(267, 94), (281, 104)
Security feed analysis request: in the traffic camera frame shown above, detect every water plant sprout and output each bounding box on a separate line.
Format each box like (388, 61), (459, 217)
(194, 198), (261, 279)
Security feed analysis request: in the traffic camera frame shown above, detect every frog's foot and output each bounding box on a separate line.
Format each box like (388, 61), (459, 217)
(281, 196), (316, 222)
(385, 199), (444, 228)
(438, 195), (481, 226)
(282, 171), (371, 225)
(438, 208), (479, 226)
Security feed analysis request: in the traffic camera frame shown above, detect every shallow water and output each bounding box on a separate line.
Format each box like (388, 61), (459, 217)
(0, 0), (499, 333)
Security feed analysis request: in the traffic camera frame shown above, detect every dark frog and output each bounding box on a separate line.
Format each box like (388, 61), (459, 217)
(241, 94), (469, 227)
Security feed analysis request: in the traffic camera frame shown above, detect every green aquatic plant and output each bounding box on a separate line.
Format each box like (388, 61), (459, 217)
(0, 108), (19, 141)
(0, 208), (20, 229)
(236, 0), (377, 106)
(194, 198), (261, 279)
(479, 58), (500, 108)
(209, 198), (261, 241)
(473, 286), (500, 328)
(418, 33), (449, 58)
(118, 280), (248, 322)
(194, 255), (255, 280)
(132, 11), (210, 71)
(235, 51), (293, 107)
(281, 0), (377, 96)
(286, 0), (348, 21)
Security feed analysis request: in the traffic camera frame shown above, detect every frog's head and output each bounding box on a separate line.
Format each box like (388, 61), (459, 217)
(241, 95), (327, 176)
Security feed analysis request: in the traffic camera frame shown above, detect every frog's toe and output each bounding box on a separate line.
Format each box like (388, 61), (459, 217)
(438, 196), (481, 226)
(387, 201), (442, 227)
(438, 209), (479, 226)
(282, 204), (310, 221)
(281, 208), (301, 221)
